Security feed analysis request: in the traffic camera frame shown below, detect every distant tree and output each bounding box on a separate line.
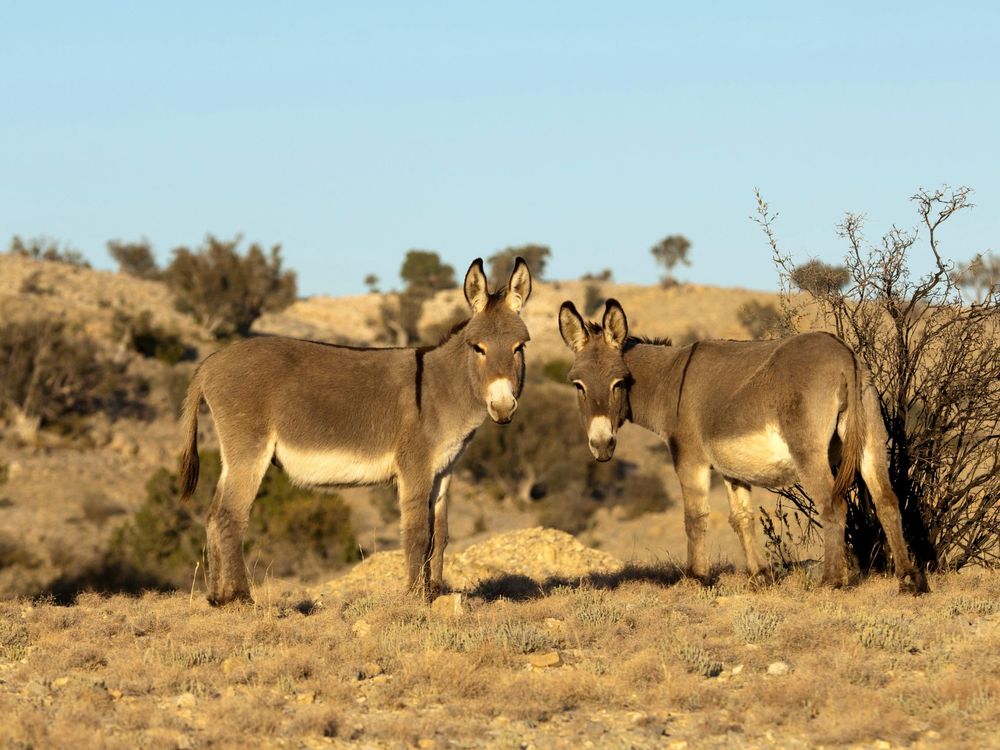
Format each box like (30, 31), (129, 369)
(488, 244), (551, 281)
(108, 239), (159, 280)
(8, 235), (90, 268)
(581, 268), (613, 282)
(790, 259), (850, 297)
(363, 273), (380, 294)
(650, 234), (691, 285)
(952, 253), (999, 301)
(400, 250), (456, 292)
(163, 235), (297, 338)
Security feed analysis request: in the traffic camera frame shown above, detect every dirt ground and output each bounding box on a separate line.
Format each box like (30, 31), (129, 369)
(2, 530), (998, 749)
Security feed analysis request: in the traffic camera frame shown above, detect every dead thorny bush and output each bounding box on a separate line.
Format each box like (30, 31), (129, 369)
(755, 185), (1000, 571)
(0, 319), (151, 440)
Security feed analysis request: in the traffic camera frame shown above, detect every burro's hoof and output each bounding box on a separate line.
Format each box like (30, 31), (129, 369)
(207, 590), (254, 607)
(899, 569), (930, 595)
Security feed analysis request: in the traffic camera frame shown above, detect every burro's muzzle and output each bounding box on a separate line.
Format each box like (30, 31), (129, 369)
(486, 378), (518, 424)
(588, 416), (617, 461)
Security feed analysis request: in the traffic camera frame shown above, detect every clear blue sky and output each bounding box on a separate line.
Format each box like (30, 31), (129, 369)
(2, 2), (997, 297)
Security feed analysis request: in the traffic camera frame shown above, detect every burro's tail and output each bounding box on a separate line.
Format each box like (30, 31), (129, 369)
(832, 349), (865, 503)
(179, 365), (207, 502)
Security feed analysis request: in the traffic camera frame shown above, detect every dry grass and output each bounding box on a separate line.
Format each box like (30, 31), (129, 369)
(2, 569), (999, 748)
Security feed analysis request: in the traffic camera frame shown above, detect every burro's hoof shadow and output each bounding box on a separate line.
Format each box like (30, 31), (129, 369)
(468, 561), (686, 603)
(207, 591), (254, 608)
(899, 569), (931, 595)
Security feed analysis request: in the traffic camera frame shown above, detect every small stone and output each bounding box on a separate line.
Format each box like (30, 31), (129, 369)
(766, 661), (791, 676)
(417, 739), (437, 749)
(430, 593), (465, 618)
(52, 676), (70, 688)
(924, 730), (942, 740)
(351, 619), (371, 638)
(529, 651), (562, 669)
(296, 691), (315, 704)
(874, 741), (891, 750)
(175, 692), (197, 708)
(626, 710), (647, 724)
(543, 617), (565, 630)
(668, 741), (689, 750)
(731, 664), (744, 675)
(362, 661), (384, 678)
(109, 688), (123, 700)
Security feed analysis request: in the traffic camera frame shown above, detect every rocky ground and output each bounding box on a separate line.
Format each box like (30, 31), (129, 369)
(2, 528), (998, 749)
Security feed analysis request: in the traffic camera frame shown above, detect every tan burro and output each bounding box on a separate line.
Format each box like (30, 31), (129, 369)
(558, 298), (928, 595)
(179, 258), (532, 605)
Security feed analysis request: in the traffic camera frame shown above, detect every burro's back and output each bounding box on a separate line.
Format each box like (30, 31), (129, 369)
(180, 257), (533, 605)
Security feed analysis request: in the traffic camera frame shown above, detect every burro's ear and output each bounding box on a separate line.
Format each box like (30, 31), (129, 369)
(464, 258), (489, 313)
(558, 301), (589, 352)
(505, 257), (532, 314)
(602, 298), (628, 350)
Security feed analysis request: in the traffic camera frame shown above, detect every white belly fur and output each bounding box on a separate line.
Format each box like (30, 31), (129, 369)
(274, 443), (396, 487)
(708, 424), (798, 487)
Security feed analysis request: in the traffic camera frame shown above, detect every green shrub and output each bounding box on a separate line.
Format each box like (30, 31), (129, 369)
(112, 310), (193, 364)
(673, 641), (722, 677)
(8, 235), (90, 268)
(163, 235), (297, 338)
(107, 450), (359, 589)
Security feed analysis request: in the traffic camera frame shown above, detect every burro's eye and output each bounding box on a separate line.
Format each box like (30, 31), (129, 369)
(513, 342), (526, 354)
(471, 343), (486, 355)
(572, 380), (586, 397)
(612, 379), (626, 392)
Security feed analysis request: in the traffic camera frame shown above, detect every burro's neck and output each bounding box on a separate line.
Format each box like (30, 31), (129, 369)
(623, 343), (687, 438)
(420, 336), (486, 437)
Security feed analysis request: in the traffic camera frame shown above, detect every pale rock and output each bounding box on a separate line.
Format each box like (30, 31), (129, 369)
(731, 664), (744, 675)
(351, 619), (371, 637)
(874, 741), (892, 750)
(175, 692), (196, 708)
(430, 593), (465, 618)
(766, 661), (791, 676)
(529, 650), (562, 669)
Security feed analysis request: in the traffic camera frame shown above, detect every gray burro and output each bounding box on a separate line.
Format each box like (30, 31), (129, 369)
(558, 298), (929, 595)
(179, 258), (533, 605)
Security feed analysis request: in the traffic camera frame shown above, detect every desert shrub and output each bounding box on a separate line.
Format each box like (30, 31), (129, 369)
(107, 238), (159, 280)
(0, 618), (30, 661)
(854, 613), (918, 652)
(107, 450), (359, 589)
(163, 235), (297, 338)
(953, 252), (999, 301)
(0, 531), (40, 570)
(946, 596), (1000, 617)
(571, 589), (628, 627)
(0, 462), (7, 486)
(458, 379), (670, 532)
(8, 235), (90, 268)
(757, 186), (1000, 571)
(487, 244), (550, 280)
(737, 300), (785, 340)
(733, 605), (782, 643)
(80, 492), (126, 527)
(112, 310), (193, 364)
(541, 358), (571, 384)
(0, 319), (150, 439)
(583, 284), (605, 316)
(673, 642), (722, 677)
(790, 259), (849, 296)
(18, 270), (52, 295)
(377, 250), (457, 345)
(581, 269), (613, 282)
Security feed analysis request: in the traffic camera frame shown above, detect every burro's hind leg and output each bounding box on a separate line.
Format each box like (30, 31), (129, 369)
(429, 472), (452, 600)
(723, 477), (764, 578)
(397, 470), (435, 602)
(858, 405), (929, 594)
(797, 459), (849, 588)
(206, 444), (270, 606)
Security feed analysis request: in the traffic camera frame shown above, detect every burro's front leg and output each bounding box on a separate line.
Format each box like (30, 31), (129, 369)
(429, 472), (452, 599)
(674, 460), (712, 582)
(397, 473), (435, 601)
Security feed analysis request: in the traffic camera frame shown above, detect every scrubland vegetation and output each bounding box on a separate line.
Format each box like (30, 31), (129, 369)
(2, 564), (998, 748)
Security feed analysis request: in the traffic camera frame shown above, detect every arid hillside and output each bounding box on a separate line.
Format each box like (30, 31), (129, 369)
(0, 252), (801, 600)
